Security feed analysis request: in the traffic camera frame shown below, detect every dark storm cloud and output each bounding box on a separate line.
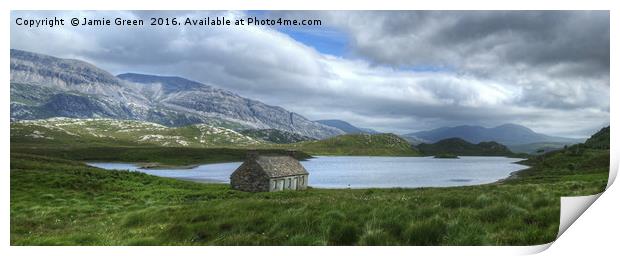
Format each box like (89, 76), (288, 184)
(318, 11), (609, 76)
(10, 10), (610, 137)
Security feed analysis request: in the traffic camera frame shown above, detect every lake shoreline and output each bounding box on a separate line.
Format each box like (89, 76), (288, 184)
(89, 156), (528, 189)
(492, 162), (532, 184)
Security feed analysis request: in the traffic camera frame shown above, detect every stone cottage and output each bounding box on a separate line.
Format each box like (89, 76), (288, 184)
(230, 150), (309, 192)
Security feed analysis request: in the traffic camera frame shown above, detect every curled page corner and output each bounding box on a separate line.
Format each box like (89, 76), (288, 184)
(557, 193), (602, 238)
(606, 151), (618, 189)
(522, 194), (604, 255)
(516, 242), (554, 255)
(551, 138), (616, 247)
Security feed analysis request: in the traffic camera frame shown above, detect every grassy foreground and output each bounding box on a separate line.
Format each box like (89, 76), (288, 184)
(10, 127), (609, 245)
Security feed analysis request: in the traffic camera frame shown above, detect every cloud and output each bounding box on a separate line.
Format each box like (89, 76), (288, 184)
(10, 10), (609, 137)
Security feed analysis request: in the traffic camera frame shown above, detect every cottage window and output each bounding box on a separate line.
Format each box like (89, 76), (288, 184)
(273, 181), (277, 190)
(288, 178), (292, 188)
(300, 176), (304, 185)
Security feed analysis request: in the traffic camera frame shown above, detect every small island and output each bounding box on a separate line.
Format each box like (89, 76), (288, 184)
(433, 153), (459, 159)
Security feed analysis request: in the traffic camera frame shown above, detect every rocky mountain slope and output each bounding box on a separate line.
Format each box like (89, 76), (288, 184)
(10, 49), (344, 139)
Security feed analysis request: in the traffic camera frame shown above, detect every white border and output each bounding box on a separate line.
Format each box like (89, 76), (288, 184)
(1, 1), (616, 256)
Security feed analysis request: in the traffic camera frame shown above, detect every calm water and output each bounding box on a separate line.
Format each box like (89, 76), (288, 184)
(88, 156), (527, 188)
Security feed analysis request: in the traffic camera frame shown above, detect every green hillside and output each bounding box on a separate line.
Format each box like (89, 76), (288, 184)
(583, 126), (610, 149)
(417, 138), (516, 157)
(290, 133), (420, 156)
(11, 118), (263, 147)
(507, 126), (609, 184)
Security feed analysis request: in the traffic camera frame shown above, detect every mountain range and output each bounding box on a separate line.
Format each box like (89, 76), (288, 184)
(406, 124), (583, 146)
(10, 49), (343, 139)
(10, 49), (588, 149)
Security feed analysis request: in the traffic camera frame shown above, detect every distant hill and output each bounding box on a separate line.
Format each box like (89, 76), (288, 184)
(291, 133), (419, 156)
(417, 138), (515, 156)
(407, 124), (583, 145)
(240, 129), (315, 144)
(315, 119), (379, 134)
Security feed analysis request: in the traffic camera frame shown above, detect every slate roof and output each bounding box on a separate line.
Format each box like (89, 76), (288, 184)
(254, 155), (309, 178)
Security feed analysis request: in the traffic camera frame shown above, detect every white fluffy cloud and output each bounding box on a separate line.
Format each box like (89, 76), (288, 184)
(10, 10), (609, 137)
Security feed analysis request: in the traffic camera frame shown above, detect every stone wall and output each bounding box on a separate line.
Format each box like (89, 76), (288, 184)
(230, 162), (270, 192)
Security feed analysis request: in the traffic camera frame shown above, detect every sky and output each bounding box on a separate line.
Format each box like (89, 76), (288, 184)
(10, 11), (610, 138)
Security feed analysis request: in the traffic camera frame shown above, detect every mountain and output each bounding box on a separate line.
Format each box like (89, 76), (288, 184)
(417, 138), (515, 156)
(116, 73), (343, 138)
(315, 119), (379, 134)
(10, 49), (343, 139)
(289, 133), (419, 156)
(117, 73), (204, 93)
(240, 129), (315, 144)
(407, 124), (583, 146)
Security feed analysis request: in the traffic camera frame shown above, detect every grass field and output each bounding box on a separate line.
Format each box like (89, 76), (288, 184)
(9, 128), (609, 245)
